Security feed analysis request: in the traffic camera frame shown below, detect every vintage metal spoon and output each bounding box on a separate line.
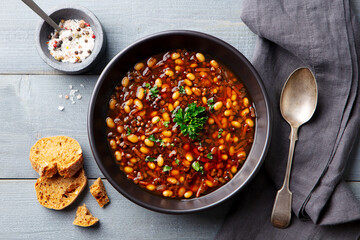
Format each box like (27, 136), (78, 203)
(270, 68), (318, 228)
(22, 0), (62, 32)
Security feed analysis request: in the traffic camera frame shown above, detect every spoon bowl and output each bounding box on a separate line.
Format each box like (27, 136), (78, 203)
(271, 67), (318, 228)
(280, 68), (318, 127)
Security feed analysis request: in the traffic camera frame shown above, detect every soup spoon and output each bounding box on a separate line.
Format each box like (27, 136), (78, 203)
(22, 0), (62, 32)
(270, 68), (318, 228)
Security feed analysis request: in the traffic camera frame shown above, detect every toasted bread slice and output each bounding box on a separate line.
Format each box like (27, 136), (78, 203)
(30, 136), (83, 178)
(73, 204), (99, 227)
(90, 178), (110, 208)
(35, 168), (87, 210)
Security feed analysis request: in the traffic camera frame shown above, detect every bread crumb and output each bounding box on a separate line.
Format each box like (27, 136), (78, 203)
(73, 204), (99, 227)
(90, 178), (110, 208)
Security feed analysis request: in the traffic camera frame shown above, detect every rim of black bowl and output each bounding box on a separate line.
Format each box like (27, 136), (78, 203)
(35, 5), (105, 74)
(88, 30), (272, 213)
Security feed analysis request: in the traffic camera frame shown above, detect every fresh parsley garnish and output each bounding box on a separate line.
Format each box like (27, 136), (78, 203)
(163, 165), (172, 172)
(164, 121), (170, 127)
(217, 128), (223, 138)
(192, 161), (204, 174)
(170, 143), (175, 147)
(160, 139), (165, 146)
(173, 103), (208, 140)
(207, 98), (215, 112)
(145, 156), (156, 162)
(150, 85), (159, 98)
(145, 83), (151, 88)
(175, 159), (180, 165)
(179, 86), (186, 94)
(206, 153), (213, 159)
(126, 127), (131, 136)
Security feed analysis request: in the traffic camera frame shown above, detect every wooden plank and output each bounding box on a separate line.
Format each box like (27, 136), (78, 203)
(0, 179), (231, 239)
(1, 74), (360, 180)
(0, 0), (256, 75)
(0, 75), (101, 178)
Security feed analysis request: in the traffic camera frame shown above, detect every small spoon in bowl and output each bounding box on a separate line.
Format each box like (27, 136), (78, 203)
(22, 0), (62, 32)
(270, 68), (318, 228)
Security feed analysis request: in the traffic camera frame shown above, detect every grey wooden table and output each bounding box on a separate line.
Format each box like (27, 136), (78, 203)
(1, 0), (360, 239)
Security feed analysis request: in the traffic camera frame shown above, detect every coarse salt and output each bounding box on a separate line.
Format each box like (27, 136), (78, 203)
(47, 19), (95, 63)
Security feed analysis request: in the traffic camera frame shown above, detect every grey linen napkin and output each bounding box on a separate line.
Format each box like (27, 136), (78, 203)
(216, 0), (360, 238)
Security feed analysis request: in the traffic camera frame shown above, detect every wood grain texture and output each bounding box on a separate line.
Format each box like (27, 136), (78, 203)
(0, 0), (255, 75)
(1, 0), (360, 239)
(0, 179), (231, 240)
(0, 75), (101, 178)
(1, 74), (360, 180)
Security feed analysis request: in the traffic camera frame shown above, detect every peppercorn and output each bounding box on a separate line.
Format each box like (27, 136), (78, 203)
(68, 36), (73, 41)
(87, 50), (92, 54)
(75, 51), (78, 55)
(77, 28), (81, 31)
(85, 39), (88, 43)
(80, 23), (85, 28)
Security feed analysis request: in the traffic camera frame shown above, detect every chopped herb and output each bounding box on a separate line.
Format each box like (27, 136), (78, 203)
(192, 161), (204, 174)
(206, 153), (213, 159)
(207, 98), (215, 112)
(160, 139), (165, 146)
(149, 134), (161, 143)
(145, 83), (151, 88)
(164, 121), (170, 127)
(145, 156), (156, 162)
(163, 165), (172, 172)
(170, 143), (175, 147)
(150, 85), (159, 98)
(173, 103), (208, 140)
(126, 127), (131, 136)
(143, 89), (147, 95)
(175, 158), (180, 165)
(218, 128), (223, 138)
(179, 86), (186, 94)
(161, 109), (165, 113)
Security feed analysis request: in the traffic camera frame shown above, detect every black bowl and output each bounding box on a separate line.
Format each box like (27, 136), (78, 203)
(88, 30), (271, 213)
(35, 5), (106, 74)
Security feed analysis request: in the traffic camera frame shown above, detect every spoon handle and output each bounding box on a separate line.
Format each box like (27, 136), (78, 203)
(21, 0), (62, 32)
(271, 125), (298, 228)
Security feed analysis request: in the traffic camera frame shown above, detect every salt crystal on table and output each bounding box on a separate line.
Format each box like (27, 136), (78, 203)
(69, 85), (73, 89)
(58, 106), (65, 111)
(80, 84), (84, 88)
(76, 94), (82, 100)
(59, 94), (62, 98)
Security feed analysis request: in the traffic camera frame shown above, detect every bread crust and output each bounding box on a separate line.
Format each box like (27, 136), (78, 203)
(35, 168), (87, 210)
(30, 136), (83, 178)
